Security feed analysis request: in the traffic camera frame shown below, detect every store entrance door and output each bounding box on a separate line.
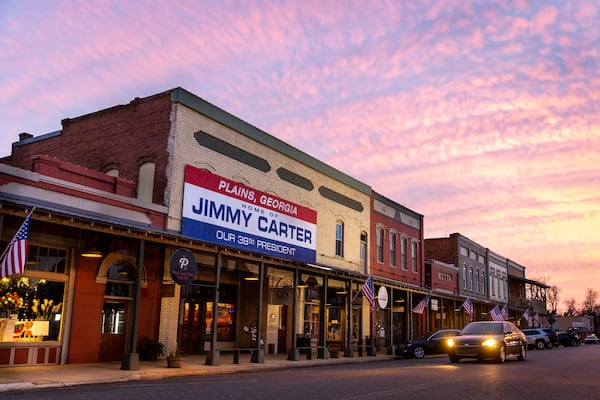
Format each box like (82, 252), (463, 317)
(181, 299), (207, 354)
(99, 301), (128, 361)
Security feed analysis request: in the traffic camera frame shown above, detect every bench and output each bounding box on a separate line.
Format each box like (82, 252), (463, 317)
(218, 348), (256, 364)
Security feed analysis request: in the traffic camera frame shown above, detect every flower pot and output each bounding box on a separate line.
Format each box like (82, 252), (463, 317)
(167, 356), (182, 368)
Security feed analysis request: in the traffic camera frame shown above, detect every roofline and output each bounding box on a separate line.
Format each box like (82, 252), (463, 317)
(171, 87), (371, 196)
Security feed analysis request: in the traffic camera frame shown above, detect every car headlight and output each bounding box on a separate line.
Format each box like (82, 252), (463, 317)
(447, 339), (455, 347)
(482, 339), (498, 347)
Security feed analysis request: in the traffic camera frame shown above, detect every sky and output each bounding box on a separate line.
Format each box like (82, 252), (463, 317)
(1, 0), (599, 312)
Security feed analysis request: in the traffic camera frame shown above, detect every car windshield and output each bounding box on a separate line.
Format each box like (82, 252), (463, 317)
(461, 323), (503, 335)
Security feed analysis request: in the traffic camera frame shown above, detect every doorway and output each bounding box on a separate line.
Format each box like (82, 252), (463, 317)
(99, 302), (128, 361)
(181, 299), (207, 354)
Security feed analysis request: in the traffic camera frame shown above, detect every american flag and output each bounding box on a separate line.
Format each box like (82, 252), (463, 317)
(461, 296), (473, 319)
(522, 308), (531, 325)
(501, 304), (509, 320)
(412, 293), (431, 314)
(361, 274), (375, 311)
(0, 212), (32, 279)
(490, 304), (504, 321)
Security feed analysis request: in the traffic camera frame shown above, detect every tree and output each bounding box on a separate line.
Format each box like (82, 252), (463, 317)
(563, 298), (578, 317)
(547, 285), (560, 315)
(581, 288), (599, 315)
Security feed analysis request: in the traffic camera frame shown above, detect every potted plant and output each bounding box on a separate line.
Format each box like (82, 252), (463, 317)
(138, 336), (165, 361)
(167, 345), (182, 368)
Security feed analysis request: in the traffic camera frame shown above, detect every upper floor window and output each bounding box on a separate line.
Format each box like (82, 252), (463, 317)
(480, 271), (486, 294)
(469, 266), (474, 290)
(335, 221), (344, 257)
(389, 232), (397, 267)
(360, 232), (368, 273)
(411, 241), (418, 273)
(376, 228), (384, 263)
(463, 264), (467, 289)
(474, 269), (480, 292)
(401, 237), (408, 270)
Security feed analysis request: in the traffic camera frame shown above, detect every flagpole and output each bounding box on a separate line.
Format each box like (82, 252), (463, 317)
(0, 207), (35, 264)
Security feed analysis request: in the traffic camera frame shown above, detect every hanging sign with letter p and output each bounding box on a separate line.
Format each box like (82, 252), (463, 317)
(169, 248), (197, 285)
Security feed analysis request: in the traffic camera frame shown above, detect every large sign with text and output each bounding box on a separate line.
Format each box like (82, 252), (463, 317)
(182, 165), (317, 263)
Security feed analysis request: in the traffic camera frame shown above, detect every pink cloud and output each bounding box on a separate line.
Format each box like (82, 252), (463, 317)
(1, 0), (600, 309)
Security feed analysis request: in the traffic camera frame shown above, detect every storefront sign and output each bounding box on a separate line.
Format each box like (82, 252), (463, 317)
(377, 286), (389, 309)
(182, 165), (317, 263)
(169, 248), (197, 285)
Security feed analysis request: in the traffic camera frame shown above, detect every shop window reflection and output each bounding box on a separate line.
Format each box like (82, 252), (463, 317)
(101, 303), (126, 334)
(205, 302), (235, 341)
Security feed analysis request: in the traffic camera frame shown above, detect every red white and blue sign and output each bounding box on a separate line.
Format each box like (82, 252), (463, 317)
(182, 165), (317, 263)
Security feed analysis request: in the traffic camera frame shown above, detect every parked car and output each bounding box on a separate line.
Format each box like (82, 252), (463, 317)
(584, 334), (600, 345)
(396, 329), (461, 359)
(522, 328), (552, 350)
(447, 321), (527, 363)
(556, 332), (571, 347)
(542, 328), (559, 347)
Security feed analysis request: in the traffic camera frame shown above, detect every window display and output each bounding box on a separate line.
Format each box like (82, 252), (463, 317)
(0, 245), (67, 343)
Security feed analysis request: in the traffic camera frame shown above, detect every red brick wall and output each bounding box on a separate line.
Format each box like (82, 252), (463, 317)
(370, 195), (423, 286)
(428, 260), (458, 294)
(5, 91), (173, 205)
(424, 237), (457, 265)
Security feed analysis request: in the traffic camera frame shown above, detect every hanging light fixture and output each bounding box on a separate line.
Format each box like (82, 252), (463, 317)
(81, 248), (104, 258)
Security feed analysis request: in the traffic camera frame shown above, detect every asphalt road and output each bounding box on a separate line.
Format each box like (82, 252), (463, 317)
(3, 344), (599, 400)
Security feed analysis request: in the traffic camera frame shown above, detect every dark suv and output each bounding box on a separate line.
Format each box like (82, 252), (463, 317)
(542, 328), (559, 347)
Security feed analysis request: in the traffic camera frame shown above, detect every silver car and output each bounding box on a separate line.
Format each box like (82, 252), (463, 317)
(447, 321), (527, 363)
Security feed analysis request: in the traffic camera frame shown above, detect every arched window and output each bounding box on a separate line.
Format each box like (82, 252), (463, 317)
(137, 162), (156, 203)
(104, 262), (135, 299)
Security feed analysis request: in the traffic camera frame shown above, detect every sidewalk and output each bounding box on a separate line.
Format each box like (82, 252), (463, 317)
(0, 352), (396, 393)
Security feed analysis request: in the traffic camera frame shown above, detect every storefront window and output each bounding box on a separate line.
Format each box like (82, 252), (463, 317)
(0, 244), (67, 343)
(205, 302), (235, 341)
(0, 276), (65, 342)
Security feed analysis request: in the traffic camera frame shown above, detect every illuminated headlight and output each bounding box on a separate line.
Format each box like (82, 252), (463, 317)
(482, 339), (498, 347)
(447, 339), (455, 347)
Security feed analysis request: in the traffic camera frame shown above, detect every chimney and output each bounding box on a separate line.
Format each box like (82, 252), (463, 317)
(19, 132), (33, 141)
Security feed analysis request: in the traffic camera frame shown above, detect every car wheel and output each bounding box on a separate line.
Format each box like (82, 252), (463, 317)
(412, 346), (425, 359)
(448, 352), (460, 363)
(536, 340), (545, 350)
(496, 344), (506, 363)
(517, 343), (527, 361)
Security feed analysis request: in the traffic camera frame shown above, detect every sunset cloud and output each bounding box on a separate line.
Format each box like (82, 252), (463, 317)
(1, 0), (599, 310)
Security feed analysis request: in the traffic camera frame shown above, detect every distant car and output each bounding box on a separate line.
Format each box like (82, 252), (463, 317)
(584, 334), (600, 345)
(447, 321), (527, 363)
(397, 329), (461, 359)
(542, 328), (559, 347)
(522, 328), (552, 350)
(556, 332), (571, 347)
